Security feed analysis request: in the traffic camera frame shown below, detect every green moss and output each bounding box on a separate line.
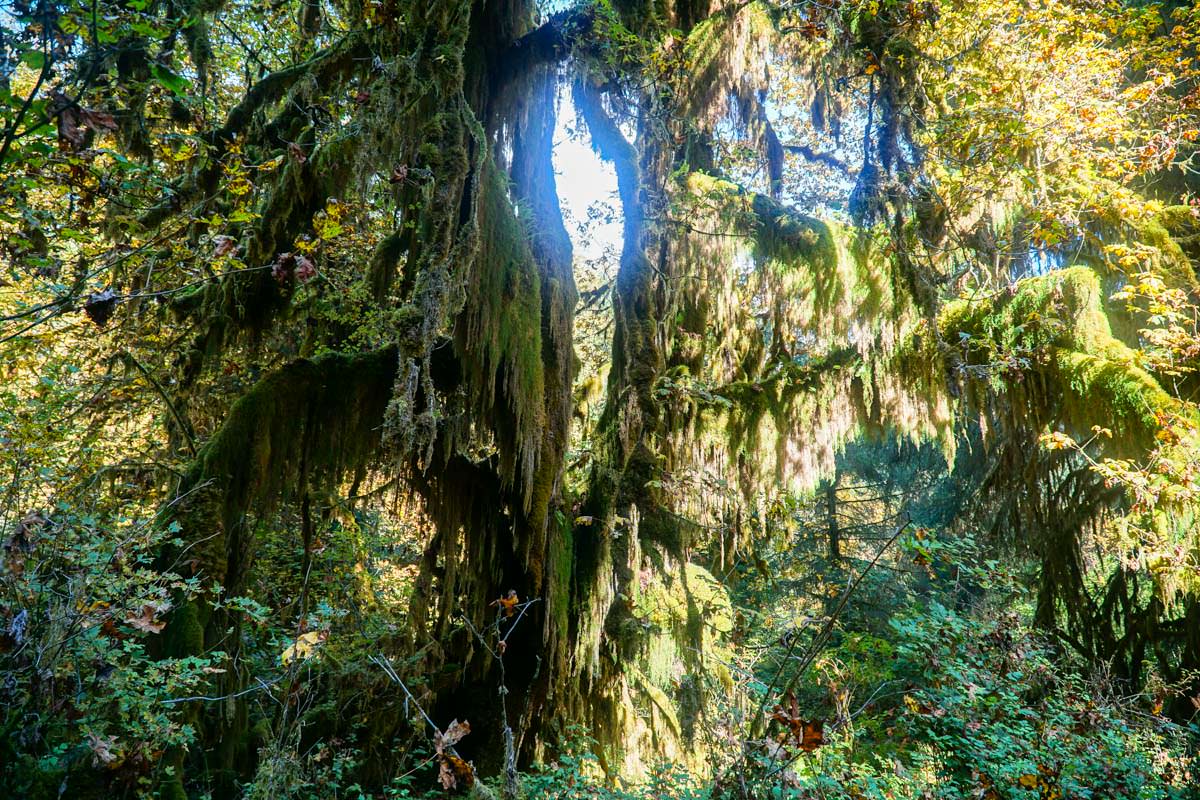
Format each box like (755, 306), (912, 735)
(455, 160), (547, 499)
(1129, 207), (1199, 289)
(549, 514), (574, 651)
(940, 266), (1177, 453)
(163, 600), (206, 658)
(179, 347), (397, 537)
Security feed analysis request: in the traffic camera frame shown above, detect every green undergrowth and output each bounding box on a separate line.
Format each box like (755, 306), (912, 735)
(277, 527), (1198, 800)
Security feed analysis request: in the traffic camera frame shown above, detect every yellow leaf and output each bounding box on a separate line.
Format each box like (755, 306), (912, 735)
(281, 631), (323, 665)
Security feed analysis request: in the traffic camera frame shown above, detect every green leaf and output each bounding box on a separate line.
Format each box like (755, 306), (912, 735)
(150, 63), (191, 97)
(20, 49), (47, 70)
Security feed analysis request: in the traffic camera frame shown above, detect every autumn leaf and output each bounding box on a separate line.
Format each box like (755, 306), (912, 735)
(438, 752), (474, 790)
(491, 590), (519, 618)
(280, 630), (326, 665)
(770, 692), (826, 752)
(87, 732), (122, 768)
(212, 235), (239, 258)
(294, 255), (317, 283)
(49, 89), (118, 152)
(434, 719), (474, 789)
(126, 601), (170, 634)
(436, 718), (470, 752)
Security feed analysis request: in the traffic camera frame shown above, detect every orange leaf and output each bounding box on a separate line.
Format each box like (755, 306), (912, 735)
(491, 590), (520, 618)
(438, 753), (474, 789)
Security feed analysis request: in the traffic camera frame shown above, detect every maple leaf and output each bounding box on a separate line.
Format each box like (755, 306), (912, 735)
(438, 753), (474, 789)
(49, 89), (118, 152)
(770, 692), (826, 752)
(126, 602), (170, 634)
(436, 719), (470, 752)
(280, 630), (326, 665)
(88, 732), (122, 768)
(433, 719), (473, 788)
(288, 141), (307, 164)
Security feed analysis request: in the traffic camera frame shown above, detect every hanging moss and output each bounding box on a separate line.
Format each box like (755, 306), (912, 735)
(940, 266), (1177, 454)
(178, 347), (398, 537)
(601, 553), (737, 777)
(455, 160), (548, 500)
(665, 171), (948, 520)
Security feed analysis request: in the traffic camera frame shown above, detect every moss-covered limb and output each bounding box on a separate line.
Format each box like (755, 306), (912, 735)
(1125, 205), (1200, 289)
(164, 346), (399, 621)
(493, 5), (593, 89)
(940, 266), (1177, 454)
(573, 78), (644, 263)
(505, 61), (579, 596)
(168, 3), (485, 387)
(178, 347), (398, 541)
(176, 133), (364, 355)
(676, 1), (789, 187)
(664, 170), (947, 511)
(155, 347), (398, 791)
(571, 74), (663, 685)
(139, 32), (369, 232)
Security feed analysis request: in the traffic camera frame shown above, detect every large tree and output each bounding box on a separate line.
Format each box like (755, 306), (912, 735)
(2, 0), (1199, 795)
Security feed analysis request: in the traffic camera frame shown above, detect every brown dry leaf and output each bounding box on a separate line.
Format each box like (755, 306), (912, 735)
(88, 732), (122, 768)
(438, 753), (474, 790)
(126, 603), (169, 634)
(440, 719), (470, 748)
(798, 719), (825, 752)
(438, 757), (456, 790)
(49, 90), (117, 152)
(212, 235), (238, 257)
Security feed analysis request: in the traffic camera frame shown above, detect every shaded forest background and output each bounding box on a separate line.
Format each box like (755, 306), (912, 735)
(2, 0), (1200, 797)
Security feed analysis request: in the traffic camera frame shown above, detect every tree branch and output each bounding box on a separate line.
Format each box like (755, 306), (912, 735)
(782, 142), (851, 173)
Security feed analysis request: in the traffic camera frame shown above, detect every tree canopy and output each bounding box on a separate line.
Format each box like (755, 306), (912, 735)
(2, 0), (1200, 798)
